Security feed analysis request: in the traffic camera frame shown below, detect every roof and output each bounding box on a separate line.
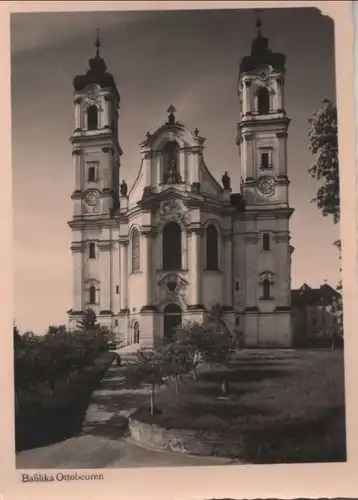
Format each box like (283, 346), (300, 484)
(291, 283), (341, 307)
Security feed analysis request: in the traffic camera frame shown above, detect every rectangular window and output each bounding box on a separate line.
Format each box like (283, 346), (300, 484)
(87, 162), (98, 182)
(116, 285), (119, 294)
(262, 233), (271, 251)
(89, 242), (96, 259)
(260, 149), (273, 169)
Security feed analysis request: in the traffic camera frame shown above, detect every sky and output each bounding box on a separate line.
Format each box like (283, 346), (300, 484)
(11, 7), (340, 334)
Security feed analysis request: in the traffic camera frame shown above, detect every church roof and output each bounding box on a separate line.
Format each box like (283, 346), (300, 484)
(239, 16), (286, 74)
(140, 105), (205, 148)
(73, 30), (120, 101)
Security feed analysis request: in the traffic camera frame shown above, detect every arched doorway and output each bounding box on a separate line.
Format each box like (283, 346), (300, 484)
(133, 321), (140, 344)
(163, 303), (182, 343)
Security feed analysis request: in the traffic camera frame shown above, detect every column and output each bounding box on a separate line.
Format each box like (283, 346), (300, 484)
(224, 236), (233, 307)
(119, 241), (128, 311)
(71, 243), (83, 312)
(103, 96), (110, 128)
(99, 241), (112, 312)
(190, 229), (202, 307)
(74, 100), (81, 130)
(244, 234), (259, 308)
(244, 81), (252, 114)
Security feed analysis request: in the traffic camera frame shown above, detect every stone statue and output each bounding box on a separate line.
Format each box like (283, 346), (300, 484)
(222, 171), (231, 190)
(120, 179), (128, 197)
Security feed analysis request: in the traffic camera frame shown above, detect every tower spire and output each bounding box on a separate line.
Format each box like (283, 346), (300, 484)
(255, 9), (263, 37)
(95, 28), (101, 57)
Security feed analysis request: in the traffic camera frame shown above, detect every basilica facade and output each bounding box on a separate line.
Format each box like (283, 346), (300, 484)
(67, 23), (294, 348)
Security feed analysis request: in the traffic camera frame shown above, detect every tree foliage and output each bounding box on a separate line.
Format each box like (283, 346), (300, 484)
(13, 311), (115, 411)
(308, 99), (339, 224)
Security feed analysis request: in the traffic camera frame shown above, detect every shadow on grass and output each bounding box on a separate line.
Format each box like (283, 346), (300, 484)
(236, 406), (347, 464)
(15, 353), (116, 452)
(199, 366), (290, 384)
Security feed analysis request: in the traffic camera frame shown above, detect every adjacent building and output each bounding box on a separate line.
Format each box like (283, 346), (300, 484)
(291, 283), (342, 344)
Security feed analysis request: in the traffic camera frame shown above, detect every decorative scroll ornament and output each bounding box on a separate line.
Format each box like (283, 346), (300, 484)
(84, 188), (100, 206)
(159, 273), (188, 299)
(257, 176), (275, 197)
(87, 84), (100, 100)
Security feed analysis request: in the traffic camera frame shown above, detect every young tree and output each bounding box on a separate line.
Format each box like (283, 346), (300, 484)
(77, 308), (98, 331)
(164, 341), (192, 395)
(308, 99), (339, 223)
(127, 349), (169, 415)
(173, 322), (206, 380)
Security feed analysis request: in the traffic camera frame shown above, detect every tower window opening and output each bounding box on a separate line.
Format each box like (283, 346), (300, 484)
(261, 152), (271, 169)
(88, 165), (96, 182)
(262, 233), (271, 251)
(89, 285), (96, 305)
(257, 87), (270, 115)
(89, 242), (96, 259)
(87, 105), (99, 130)
(262, 279), (273, 300)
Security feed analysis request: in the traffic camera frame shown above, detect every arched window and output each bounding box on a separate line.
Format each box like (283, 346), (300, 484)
(206, 224), (219, 270)
(262, 279), (272, 300)
(131, 228), (141, 273)
(89, 242), (96, 259)
(87, 105), (98, 130)
(89, 285), (96, 305)
(162, 141), (180, 184)
(257, 87), (270, 115)
(163, 221), (182, 270)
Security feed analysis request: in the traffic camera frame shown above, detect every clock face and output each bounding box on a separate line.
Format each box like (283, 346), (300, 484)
(257, 176), (275, 197)
(84, 189), (100, 207)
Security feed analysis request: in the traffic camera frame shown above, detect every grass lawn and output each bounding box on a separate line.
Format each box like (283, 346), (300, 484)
(132, 349), (346, 464)
(15, 351), (116, 452)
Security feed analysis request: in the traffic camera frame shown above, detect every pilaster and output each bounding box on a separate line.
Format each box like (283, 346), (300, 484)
(71, 242), (84, 313)
(119, 240), (129, 312)
(244, 233), (259, 309)
(98, 240), (112, 313)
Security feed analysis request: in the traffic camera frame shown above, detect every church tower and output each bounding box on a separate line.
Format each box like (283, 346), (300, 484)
(67, 32), (122, 330)
(235, 15), (294, 347)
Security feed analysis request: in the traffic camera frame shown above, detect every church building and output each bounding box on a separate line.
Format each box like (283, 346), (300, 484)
(67, 20), (294, 348)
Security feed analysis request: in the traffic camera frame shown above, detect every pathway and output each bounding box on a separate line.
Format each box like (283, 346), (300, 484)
(16, 345), (232, 469)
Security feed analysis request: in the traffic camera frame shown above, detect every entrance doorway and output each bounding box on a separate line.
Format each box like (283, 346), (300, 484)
(133, 321), (140, 344)
(163, 303), (182, 343)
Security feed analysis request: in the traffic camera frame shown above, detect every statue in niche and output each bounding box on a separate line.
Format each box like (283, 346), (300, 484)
(222, 171), (231, 190)
(163, 141), (181, 184)
(120, 179), (128, 197)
